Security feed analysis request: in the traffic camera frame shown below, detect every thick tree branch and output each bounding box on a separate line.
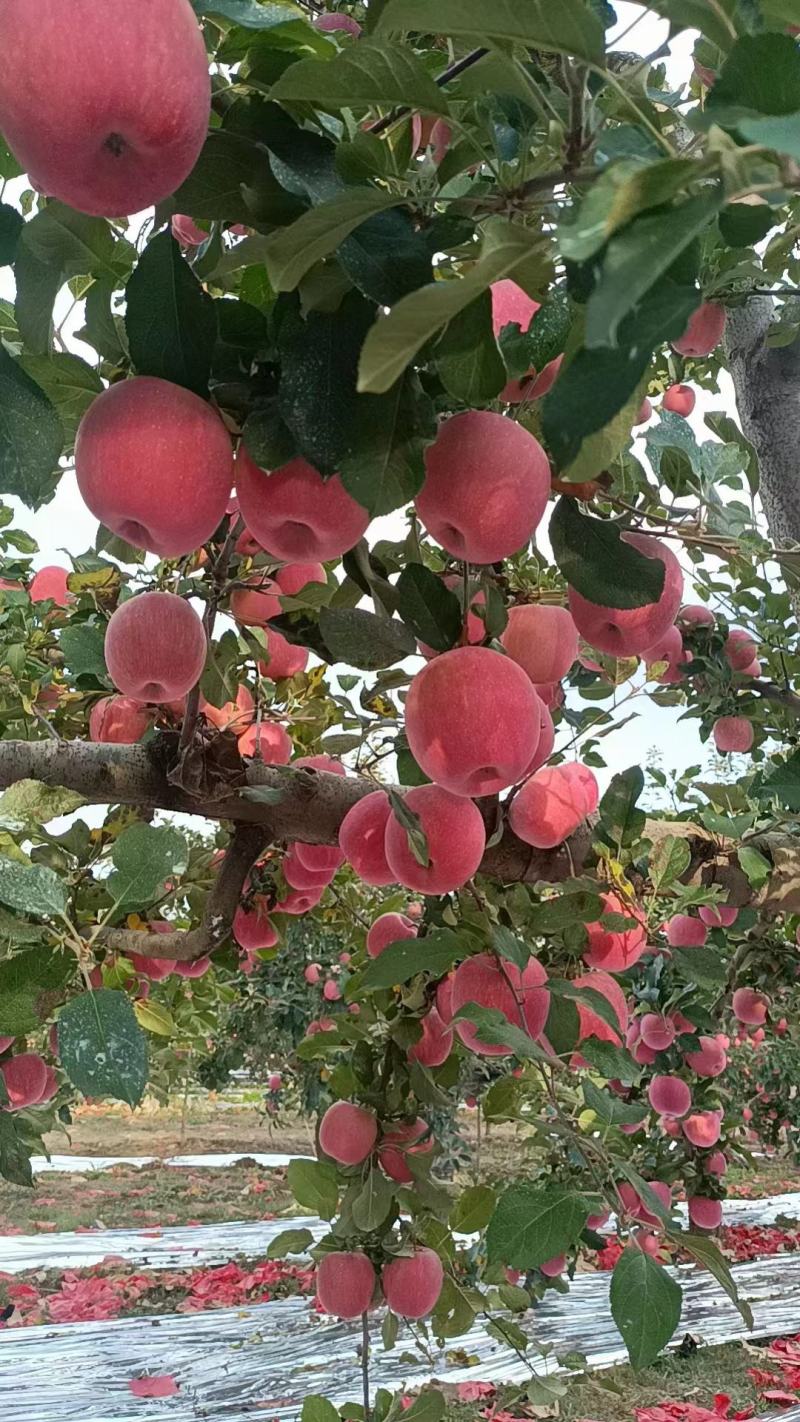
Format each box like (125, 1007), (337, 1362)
(97, 823), (268, 962)
(726, 296), (800, 548)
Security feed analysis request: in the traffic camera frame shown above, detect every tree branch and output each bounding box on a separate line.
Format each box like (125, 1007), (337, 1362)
(96, 823), (268, 962)
(726, 297), (800, 548)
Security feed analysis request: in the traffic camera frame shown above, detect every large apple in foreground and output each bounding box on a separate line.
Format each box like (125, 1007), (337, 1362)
(0, 0), (211, 217)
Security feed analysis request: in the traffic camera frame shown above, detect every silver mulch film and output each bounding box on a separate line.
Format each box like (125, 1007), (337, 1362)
(2, 1190), (799, 1276)
(4, 1252), (800, 1421)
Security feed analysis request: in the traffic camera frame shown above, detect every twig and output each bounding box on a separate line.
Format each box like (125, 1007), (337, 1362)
(368, 47), (488, 136)
(178, 516), (243, 756)
(94, 822), (267, 962)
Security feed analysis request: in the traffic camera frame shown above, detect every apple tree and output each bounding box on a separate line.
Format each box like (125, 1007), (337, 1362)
(2, 0), (800, 1389)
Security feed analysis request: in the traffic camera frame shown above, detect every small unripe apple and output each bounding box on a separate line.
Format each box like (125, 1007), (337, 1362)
(666, 914), (708, 949)
(382, 1248), (444, 1319)
(236, 450), (369, 562)
(378, 1117), (433, 1183)
(648, 1075), (692, 1117)
(500, 604), (579, 685)
(415, 411), (550, 563)
(317, 1251), (376, 1318)
(663, 383), (696, 417)
(89, 695), (151, 744)
(450, 952), (549, 1056)
(366, 912), (417, 959)
(583, 893), (647, 971)
(338, 791), (394, 885)
(568, 534), (683, 658)
(672, 302), (726, 357)
(105, 592), (207, 702)
(713, 716), (753, 753)
(383, 785), (486, 894)
(171, 214), (207, 247)
(0, 0), (211, 218)
(30, 565), (71, 606)
(682, 1110), (722, 1147)
(319, 1100), (377, 1165)
(688, 1196), (722, 1230)
(405, 646), (541, 797)
(76, 377), (234, 558)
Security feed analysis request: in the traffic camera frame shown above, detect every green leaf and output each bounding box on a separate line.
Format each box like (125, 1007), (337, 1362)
(339, 375), (433, 517)
(352, 1168), (397, 1230)
(599, 767), (646, 847)
(59, 622), (108, 681)
(527, 891), (603, 934)
(453, 1004), (553, 1062)
(671, 1230), (753, 1330)
(58, 989), (149, 1108)
(318, 607), (416, 669)
(266, 1227), (315, 1258)
(21, 202), (120, 279)
(0, 1113), (33, 1188)
(0, 945), (72, 1034)
(0, 202), (23, 267)
(544, 993), (580, 1055)
(403, 1391), (445, 1422)
(17, 353), (102, 444)
(550, 499), (665, 609)
(193, 0), (305, 27)
(609, 1247), (682, 1368)
(738, 845), (771, 890)
(278, 292), (376, 475)
(706, 34), (800, 160)
(644, 1), (740, 53)
(387, 786), (430, 868)
(718, 203), (775, 248)
(486, 1184), (589, 1268)
(492, 924), (531, 972)
(301, 1399), (339, 1422)
(264, 188), (407, 293)
(0, 781), (86, 831)
(649, 835), (692, 893)
(125, 231), (216, 397)
(0, 346), (64, 508)
(754, 747), (800, 810)
(450, 1184), (496, 1234)
(583, 1078), (646, 1126)
(579, 1038), (640, 1083)
(133, 999), (175, 1036)
(542, 274), (700, 470)
(396, 563), (462, 653)
(0, 857), (68, 919)
(358, 219), (551, 395)
(287, 1158), (339, 1218)
(173, 130), (304, 225)
(377, 0), (606, 64)
(554, 979), (621, 1036)
(106, 823), (190, 914)
(359, 928), (462, 989)
(271, 41), (450, 113)
(586, 191), (723, 348)
(436, 291), (507, 405)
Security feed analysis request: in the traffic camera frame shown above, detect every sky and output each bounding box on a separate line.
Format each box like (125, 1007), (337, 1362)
(0, 3), (755, 804)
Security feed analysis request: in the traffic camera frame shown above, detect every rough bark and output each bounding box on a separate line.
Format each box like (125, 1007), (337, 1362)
(98, 824), (268, 962)
(726, 297), (800, 547)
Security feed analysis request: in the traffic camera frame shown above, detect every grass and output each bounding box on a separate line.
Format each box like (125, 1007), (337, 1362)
(0, 1160), (296, 1233)
(441, 1341), (770, 1422)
